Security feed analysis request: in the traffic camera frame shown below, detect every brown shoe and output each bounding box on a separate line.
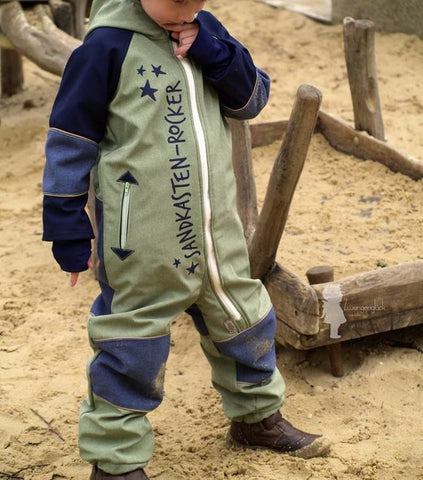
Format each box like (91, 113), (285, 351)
(226, 411), (331, 459)
(90, 466), (149, 480)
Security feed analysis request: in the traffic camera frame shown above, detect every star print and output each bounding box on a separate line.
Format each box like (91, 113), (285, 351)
(137, 65), (146, 76)
(187, 262), (199, 275)
(140, 80), (158, 101)
(151, 64), (166, 77)
(173, 258), (181, 268)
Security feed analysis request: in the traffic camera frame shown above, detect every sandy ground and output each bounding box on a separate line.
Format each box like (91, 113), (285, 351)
(1, 1), (423, 479)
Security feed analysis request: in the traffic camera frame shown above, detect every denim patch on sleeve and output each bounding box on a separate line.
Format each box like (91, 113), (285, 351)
(43, 129), (98, 195)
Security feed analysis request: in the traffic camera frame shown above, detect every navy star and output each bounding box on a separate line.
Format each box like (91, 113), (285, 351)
(140, 80), (158, 101)
(187, 262), (199, 275)
(151, 64), (166, 77)
(137, 65), (146, 76)
(173, 258), (181, 268)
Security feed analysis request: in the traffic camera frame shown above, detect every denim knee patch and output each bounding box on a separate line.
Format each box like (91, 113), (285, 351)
(214, 309), (276, 384)
(90, 334), (170, 411)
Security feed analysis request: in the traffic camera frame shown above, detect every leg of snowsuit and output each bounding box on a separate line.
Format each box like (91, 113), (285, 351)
(79, 281), (177, 475)
(79, 276), (285, 474)
(187, 276), (285, 424)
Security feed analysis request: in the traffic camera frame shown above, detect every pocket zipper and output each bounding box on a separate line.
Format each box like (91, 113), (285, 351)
(120, 181), (131, 249)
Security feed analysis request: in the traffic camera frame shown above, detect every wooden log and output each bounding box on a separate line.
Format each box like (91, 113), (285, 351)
(249, 84), (322, 280)
(228, 118), (258, 242)
(0, 1), (80, 76)
(306, 265), (334, 285)
(1, 48), (23, 97)
(306, 265), (344, 377)
(49, 0), (75, 36)
(317, 110), (423, 180)
(265, 263), (320, 336)
(343, 17), (385, 141)
(64, 0), (87, 39)
(276, 306), (423, 350)
(249, 120), (289, 148)
(312, 261), (423, 324)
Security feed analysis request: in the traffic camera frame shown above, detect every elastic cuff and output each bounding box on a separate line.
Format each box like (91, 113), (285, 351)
(52, 239), (91, 272)
(96, 463), (148, 476)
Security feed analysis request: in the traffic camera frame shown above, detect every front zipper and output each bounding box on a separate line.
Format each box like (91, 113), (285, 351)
(178, 55), (242, 324)
(120, 181), (131, 249)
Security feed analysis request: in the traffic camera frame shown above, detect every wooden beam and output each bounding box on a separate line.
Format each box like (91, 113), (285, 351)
(1, 48), (23, 97)
(317, 110), (423, 180)
(0, 1), (80, 76)
(265, 263), (320, 336)
(250, 120), (289, 148)
(49, 0), (75, 36)
(312, 261), (423, 324)
(343, 17), (385, 141)
(228, 118), (258, 242)
(277, 305), (423, 350)
(64, 0), (87, 39)
(249, 84), (322, 280)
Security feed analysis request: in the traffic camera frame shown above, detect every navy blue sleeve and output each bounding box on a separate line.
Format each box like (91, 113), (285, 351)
(188, 11), (270, 119)
(43, 27), (132, 272)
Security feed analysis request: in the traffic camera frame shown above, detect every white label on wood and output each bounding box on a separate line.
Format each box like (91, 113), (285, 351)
(322, 283), (347, 339)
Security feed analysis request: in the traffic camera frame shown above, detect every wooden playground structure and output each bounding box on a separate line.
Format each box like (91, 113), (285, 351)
(1, 2), (423, 376)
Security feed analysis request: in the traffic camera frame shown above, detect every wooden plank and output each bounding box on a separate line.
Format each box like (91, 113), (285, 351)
(228, 118), (258, 242)
(249, 84), (322, 280)
(249, 120), (288, 148)
(64, 0), (87, 39)
(49, 0), (75, 36)
(1, 49), (23, 97)
(312, 261), (423, 324)
(317, 110), (423, 180)
(277, 306), (423, 350)
(0, 2), (80, 76)
(265, 263), (320, 336)
(343, 17), (385, 140)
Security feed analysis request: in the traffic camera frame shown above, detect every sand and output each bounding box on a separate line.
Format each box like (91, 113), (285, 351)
(1, 1), (422, 479)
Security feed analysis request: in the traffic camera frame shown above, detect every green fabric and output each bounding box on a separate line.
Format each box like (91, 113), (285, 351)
(200, 339), (285, 424)
(88, 3), (271, 337)
(87, 0), (165, 40)
(79, 395), (153, 475)
(78, 0), (286, 472)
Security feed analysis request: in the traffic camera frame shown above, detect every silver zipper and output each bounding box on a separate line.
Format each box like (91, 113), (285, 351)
(120, 182), (131, 249)
(178, 56), (242, 322)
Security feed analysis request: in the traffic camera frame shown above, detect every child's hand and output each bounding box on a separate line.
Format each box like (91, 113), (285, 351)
(70, 258), (94, 287)
(171, 22), (200, 57)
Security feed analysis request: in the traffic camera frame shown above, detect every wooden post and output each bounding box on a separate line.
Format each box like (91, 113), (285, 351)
(228, 118), (258, 242)
(248, 84), (322, 280)
(50, 0), (75, 36)
(306, 265), (344, 377)
(64, 0), (88, 39)
(343, 17), (385, 141)
(1, 49), (23, 97)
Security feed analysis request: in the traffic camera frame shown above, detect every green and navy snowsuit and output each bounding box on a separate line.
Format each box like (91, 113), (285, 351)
(42, 0), (285, 474)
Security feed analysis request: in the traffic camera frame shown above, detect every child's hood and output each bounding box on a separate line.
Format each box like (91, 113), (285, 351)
(86, 0), (167, 39)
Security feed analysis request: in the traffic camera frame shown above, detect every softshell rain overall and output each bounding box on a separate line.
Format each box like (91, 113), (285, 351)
(42, 0), (285, 474)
